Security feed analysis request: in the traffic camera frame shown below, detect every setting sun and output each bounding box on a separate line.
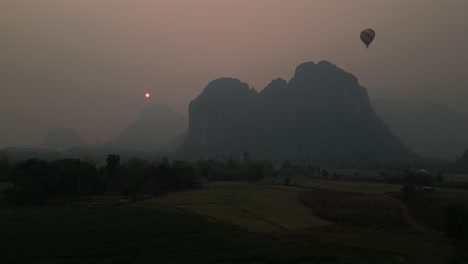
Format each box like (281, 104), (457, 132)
(145, 93), (150, 98)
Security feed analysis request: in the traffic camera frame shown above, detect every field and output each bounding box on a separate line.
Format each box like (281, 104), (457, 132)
(138, 180), (457, 263)
(1, 177), (467, 263)
(444, 173), (468, 183)
(294, 178), (402, 194)
(0, 203), (287, 264)
(0, 182), (11, 191)
(0, 193), (397, 264)
(404, 187), (468, 232)
(298, 189), (406, 228)
(147, 182), (328, 232)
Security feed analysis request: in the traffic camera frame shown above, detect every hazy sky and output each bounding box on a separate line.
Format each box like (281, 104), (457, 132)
(1, 0), (467, 147)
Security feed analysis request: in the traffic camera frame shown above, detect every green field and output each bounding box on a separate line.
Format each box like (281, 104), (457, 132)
(0, 197), (398, 263)
(143, 182), (328, 232)
(298, 189), (406, 228)
(138, 180), (457, 263)
(0, 204), (281, 263)
(295, 179), (402, 194)
(1, 178), (465, 263)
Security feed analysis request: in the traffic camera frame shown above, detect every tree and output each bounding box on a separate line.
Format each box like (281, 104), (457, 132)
(118, 157), (150, 198)
(242, 152), (251, 164)
(48, 159), (100, 199)
(78, 160), (101, 197)
(154, 157), (171, 187)
(0, 151), (9, 182)
(401, 184), (416, 201)
(106, 154), (120, 189)
(249, 160), (273, 181)
(456, 149), (468, 169)
(420, 174), (434, 186)
(283, 175), (291, 186)
(4, 159), (52, 205)
(4, 158), (102, 204)
(50, 159), (81, 198)
(405, 171), (416, 185)
(106, 154), (120, 172)
(445, 203), (468, 241)
(171, 160), (195, 189)
(281, 161), (293, 176)
(321, 169), (329, 178)
(436, 172), (444, 182)
(195, 159), (222, 181)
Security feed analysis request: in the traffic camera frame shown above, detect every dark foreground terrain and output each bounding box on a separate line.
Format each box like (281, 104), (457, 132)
(1, 176), (466, 264)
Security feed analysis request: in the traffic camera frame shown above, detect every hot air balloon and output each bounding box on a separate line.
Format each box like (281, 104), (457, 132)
(360, 28), (375, 48)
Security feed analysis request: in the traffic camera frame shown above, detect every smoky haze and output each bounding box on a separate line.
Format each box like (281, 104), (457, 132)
(1, 0), (467, 148)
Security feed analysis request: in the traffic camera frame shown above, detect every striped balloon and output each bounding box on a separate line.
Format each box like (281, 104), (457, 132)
(360, 28), (375, 48)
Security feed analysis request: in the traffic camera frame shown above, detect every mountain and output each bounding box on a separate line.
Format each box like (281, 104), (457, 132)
(103, 104), (187, 151)
(160, 132), (187, 152)
(179, 61), (411, 164)
(373, 99), (468, 159)
(38, 128), (87, 151)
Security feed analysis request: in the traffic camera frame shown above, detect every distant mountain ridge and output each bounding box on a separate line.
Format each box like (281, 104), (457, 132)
(102, 104), (187, 151)
(38, 128), (87, 151)
(373, 98), (468, 159)
(179, 61), (412, 163)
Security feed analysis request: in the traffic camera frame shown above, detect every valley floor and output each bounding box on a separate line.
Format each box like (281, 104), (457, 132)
(0, 178), (464, 263)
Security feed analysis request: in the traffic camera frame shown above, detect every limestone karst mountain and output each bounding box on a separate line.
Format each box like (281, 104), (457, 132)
(179, 61), (411, 163)
(103, 104), (187, 151)
(38, 128), (87, 151)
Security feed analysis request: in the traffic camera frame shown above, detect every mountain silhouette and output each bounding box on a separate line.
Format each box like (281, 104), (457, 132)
(179, 61), (411, 163)
(103, 104), (187, 151)
(38, 128), (87, 151)
(373, 98), (468, 159)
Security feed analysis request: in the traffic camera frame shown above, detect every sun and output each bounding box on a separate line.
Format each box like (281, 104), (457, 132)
(145, 93), (150, 98)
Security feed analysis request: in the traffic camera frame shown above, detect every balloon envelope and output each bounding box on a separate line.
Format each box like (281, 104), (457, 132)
(360, 28), (375, 48)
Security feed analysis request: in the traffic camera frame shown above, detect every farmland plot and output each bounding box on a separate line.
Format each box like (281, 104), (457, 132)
(146, 182), (329, 233)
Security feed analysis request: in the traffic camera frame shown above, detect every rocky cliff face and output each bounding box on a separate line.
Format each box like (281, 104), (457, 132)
(179, 61), (411, 163)
(181, 78), (258, 155)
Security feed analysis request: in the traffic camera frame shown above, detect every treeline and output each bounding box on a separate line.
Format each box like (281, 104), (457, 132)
(0, 151), (9, 182)
(0, 154), (274, 205)
(286, 165), (443, 187)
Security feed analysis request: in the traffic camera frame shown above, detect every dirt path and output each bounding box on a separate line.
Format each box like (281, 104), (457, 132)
(385, 195), (431, 233)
